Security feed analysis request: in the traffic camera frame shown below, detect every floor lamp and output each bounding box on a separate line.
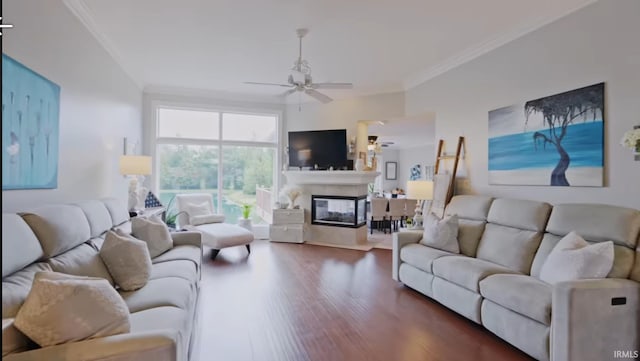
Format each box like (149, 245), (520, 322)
(406, 180), (434, 229)
(119, 155), (152, 213)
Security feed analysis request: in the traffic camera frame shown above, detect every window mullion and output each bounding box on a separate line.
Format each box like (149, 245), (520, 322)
(217, 112), (224, 214)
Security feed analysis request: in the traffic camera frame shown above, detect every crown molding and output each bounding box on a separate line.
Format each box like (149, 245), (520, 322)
(403, 0), (598, 90)
(63, 0), (144, 89)
(144, 84), (287, 105)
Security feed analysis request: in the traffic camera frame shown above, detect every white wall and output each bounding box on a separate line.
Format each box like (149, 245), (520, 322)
(405, 0), (640, 209)
(397, 145), (436, 191)
(380, 148), (400, 191)
(2, 1), (142, 211)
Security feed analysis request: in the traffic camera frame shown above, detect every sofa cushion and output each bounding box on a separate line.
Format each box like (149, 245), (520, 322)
(2, 263), (52, 318)
(101, 198), (130, 227)
(458, 219), (486, 257)
(487, 198), (552, 232)
(432, 256), (518, 292)
(400, 244), (457, 274)
(2, 214), (44, 278)
(119, 277), (195, 313)
(152, 245), (202, 270)
(150, 260), (199, 285)
(47, 243), (114, 286)
(130, 306), (188, 358)
(479, 274), (552, 325)
(100, 231), (152, 291)
(481, 300), (550, 361)
(475, 224), (542, 274)
(421, 214), (460, 253)
(532, 234), (635, 279)
(191, 213), (225, 226)
(21, 205), (91, 258)
(74, 200), (113, 238)
(539, 232), (613, 285)
(132, 216), (174, 258)
(14, 272), (130, 347)
(546, 204), (640, 249)
(445, 195), (494, 221)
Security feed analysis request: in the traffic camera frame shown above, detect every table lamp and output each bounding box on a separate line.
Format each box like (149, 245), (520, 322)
(119, 155), (152, 212)
(406, 180), (433, 229)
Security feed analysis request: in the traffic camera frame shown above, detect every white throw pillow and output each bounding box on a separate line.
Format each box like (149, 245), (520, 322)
(14, 271), (130, 347)
(420, 213), (460, 253)
(539, 231), (614, 285)
(131, 215), (173, 258)
(190, 213), (226, 226)
(187, 202), (212, 220)
(100, 230), (152, 291)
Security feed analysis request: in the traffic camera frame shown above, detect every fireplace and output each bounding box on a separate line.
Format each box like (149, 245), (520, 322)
(311, 195), (367, 228)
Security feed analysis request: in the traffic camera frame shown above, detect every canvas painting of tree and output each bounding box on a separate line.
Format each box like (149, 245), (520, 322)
(488, 83), (604, 187)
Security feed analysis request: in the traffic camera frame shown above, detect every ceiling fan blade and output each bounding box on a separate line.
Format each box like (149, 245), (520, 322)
(311, 82), (354, 90)
(281, 88), (298, 97)
(244, 82), (293, 88)
(305, 89), (332, 104)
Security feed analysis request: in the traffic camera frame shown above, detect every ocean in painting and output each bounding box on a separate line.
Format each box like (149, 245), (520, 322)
(489, 121), (603, 171)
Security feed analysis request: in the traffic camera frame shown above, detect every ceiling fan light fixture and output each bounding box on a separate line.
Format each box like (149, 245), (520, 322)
(244, 28), (353, 104)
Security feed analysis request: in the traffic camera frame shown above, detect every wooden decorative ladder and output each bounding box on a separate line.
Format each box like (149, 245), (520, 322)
(434, 136), (465, 204)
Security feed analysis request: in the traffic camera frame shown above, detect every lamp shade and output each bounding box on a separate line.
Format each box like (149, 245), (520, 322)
(119, 155), (152, 176)
(406, 180), (433, 200)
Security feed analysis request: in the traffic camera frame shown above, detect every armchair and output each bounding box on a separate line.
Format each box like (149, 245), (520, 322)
(175, 193), (254, 260)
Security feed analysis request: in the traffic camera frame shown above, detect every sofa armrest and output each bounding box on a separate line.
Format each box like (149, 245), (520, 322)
(392, 230), (423, 281)
(171, 231), (202, 248)
(4, 330), (178, 361)
(551, 278), (640, 361)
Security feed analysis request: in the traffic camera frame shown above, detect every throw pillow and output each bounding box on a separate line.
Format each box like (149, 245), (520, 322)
(539, 231), (614, 285)
(14, 271), (130, 347)
(131, 215), (173, 258)
(2, 319), (31, 356)
(190, 213), (226, 226)
(187, 202), (212, 221)
(100, 230), (152, 291)
(420, 213), (460, 253)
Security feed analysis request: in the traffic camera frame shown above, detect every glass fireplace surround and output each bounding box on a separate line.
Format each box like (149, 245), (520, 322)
(311, 195), (367, 228)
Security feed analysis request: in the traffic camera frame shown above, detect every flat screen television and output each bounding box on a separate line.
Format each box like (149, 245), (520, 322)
(288, 129), (348, 170)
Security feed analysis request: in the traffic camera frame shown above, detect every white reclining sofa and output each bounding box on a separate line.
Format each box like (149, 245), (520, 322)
(393, 195), (640, 361)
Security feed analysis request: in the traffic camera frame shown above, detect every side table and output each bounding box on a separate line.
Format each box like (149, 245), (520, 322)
(270, 208), (304, 243)
(131, 207), (166, 220)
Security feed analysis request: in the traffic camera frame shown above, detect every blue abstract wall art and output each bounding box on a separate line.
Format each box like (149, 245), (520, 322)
(2, 54), (60, 190)
(409, 164), (422, 181)
(488, 83), (604, 187)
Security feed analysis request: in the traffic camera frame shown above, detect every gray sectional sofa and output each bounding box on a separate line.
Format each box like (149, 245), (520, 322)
(392, 195), (640, 361)
(2, 198), (202, 361)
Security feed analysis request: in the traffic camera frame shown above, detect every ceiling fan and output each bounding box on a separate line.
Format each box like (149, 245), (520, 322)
(244, 28), (353, 104)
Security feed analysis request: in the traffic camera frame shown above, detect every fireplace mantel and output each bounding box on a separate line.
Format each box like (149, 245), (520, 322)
(282, 170), (380, 185)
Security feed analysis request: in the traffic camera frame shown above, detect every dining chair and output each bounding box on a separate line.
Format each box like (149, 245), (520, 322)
(370, 198), (390, 234)
(387, 198), (406, 232)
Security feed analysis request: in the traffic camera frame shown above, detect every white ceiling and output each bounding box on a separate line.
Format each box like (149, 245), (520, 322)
(66, 0), (594, 103)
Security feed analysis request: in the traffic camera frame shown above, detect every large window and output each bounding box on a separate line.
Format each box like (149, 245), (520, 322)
(155, 107), (279, 225)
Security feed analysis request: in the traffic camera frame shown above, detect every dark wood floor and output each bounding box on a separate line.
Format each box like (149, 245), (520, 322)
(195, 241), (533, 361)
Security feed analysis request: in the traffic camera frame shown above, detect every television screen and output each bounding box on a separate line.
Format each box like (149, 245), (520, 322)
(288, 129), (348, 169)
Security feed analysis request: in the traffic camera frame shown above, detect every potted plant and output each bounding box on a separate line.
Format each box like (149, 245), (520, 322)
(238, 203), (253, 232)
(163, 196), (180, 230)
